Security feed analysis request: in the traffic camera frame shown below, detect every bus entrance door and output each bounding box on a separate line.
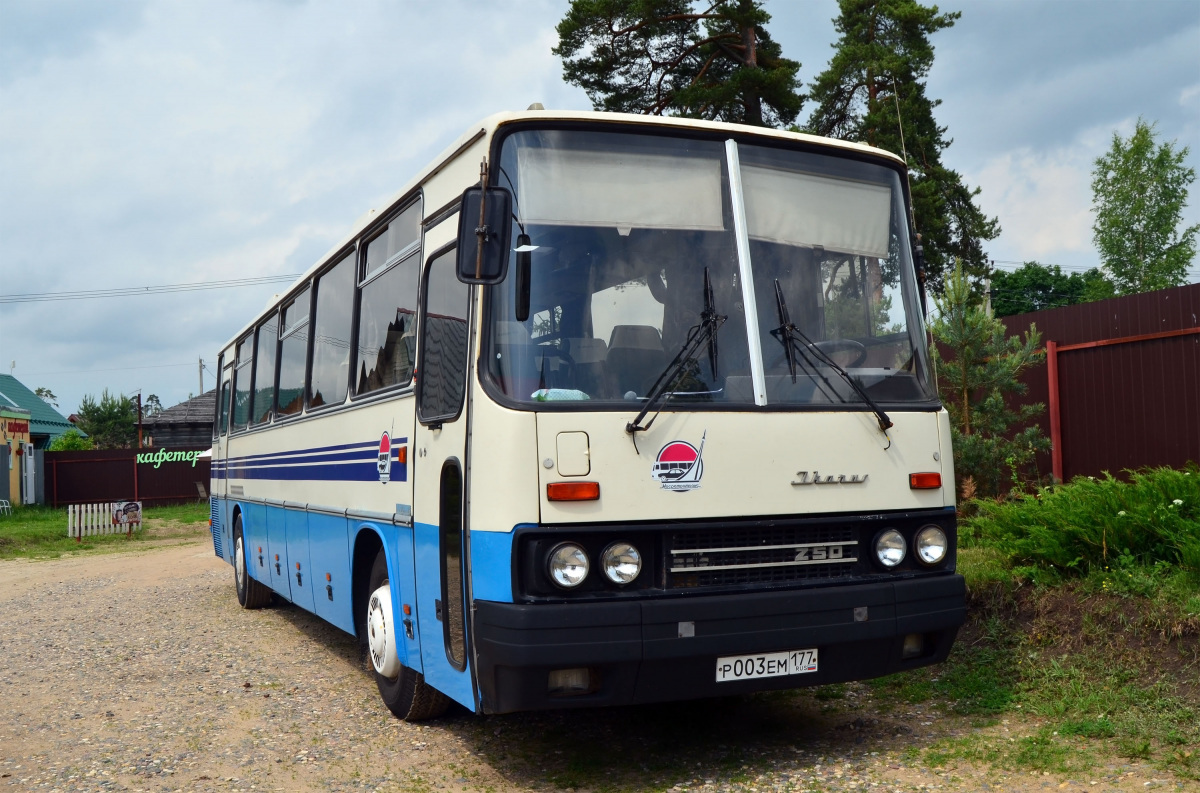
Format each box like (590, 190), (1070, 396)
(411, 247), (475, 710)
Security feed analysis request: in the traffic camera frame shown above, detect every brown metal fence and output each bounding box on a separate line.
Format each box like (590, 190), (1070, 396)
(998, 282), (1200, 482)
(45, 448), (211, 507)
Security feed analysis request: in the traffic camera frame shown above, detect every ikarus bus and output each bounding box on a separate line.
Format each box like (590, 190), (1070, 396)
(210, 109), (966, 720)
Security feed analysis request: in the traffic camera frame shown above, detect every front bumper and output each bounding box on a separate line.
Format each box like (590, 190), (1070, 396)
(473, 573), (966, 714)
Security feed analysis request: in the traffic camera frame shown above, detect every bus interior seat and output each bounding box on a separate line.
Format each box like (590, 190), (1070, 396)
(606, 324), (666, 397)
(565, 337), (608, 397)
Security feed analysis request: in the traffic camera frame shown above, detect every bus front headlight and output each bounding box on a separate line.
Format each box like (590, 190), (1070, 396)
(601, 542), (641, 585)
(914, 525), (948, 565)
(548, 543), (589, 588)
(874, 529), (906, 568)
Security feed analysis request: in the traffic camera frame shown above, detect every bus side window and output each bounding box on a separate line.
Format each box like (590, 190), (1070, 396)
(309, 251), (355, 409)
(357, 199), (422, 396)
(231, 334), (254, 432)
(215, 359), (232, 437)
(416, 248), (470, 424)
(252, 313), (278, 425)
(277, 286), (311, 417)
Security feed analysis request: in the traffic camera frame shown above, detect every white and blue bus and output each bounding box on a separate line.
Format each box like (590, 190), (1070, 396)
(210, 109), (965, 720)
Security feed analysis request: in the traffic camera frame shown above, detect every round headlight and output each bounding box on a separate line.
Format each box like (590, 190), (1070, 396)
(601, 542), (641, 585)
(548, 543), (589, 588)
(915, 525), (948, 565)
(874, 529), (906, 568)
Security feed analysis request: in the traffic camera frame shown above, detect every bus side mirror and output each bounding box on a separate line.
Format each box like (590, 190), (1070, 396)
(456, 186), (512, 284)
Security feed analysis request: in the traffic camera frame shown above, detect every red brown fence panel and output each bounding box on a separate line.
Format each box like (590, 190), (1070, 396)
(45, 448), (211, 507)
(998, 283), (1200, 482)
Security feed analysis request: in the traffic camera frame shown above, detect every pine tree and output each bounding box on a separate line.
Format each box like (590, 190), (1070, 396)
(930, 262), (1049, 498)
(806, 0), (998, 294)
(75, 390), (138, 450)
(1092, 119), (1199, 295)
(554, 0), (803, 127)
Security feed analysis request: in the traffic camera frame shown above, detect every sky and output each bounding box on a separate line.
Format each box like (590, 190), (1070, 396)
(1, 0), (1198, 418)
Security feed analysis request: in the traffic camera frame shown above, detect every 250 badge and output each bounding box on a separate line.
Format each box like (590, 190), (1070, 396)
(794, 543), (855, 563)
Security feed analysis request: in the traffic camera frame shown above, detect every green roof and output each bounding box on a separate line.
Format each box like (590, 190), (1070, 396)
(0, 374), (75, 438)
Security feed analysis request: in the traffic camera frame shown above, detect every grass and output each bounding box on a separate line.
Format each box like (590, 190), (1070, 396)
(0, 501), (210, 559)
(866, 468), (1200, 780)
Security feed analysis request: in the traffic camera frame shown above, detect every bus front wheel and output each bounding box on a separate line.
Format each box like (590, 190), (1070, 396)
(366, 549), (450, 721)
(233, 514), (272, 609)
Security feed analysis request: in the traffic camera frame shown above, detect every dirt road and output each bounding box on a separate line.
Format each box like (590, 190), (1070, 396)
(0, 540), (1191, 792)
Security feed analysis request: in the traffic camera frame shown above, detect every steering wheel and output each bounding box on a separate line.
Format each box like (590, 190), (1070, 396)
(768, 338), (869, 370)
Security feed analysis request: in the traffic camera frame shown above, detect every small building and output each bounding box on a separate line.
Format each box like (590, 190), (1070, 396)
(144, 390), (217, 448)
(0, 374), (77, 449)
(1, 406), (32, 503)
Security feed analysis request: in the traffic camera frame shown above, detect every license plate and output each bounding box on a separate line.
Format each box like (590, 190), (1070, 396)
(715, 648), (818, 682)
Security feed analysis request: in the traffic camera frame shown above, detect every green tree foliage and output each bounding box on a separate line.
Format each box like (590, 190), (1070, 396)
(142, 394), (164, 417)
(1092, 119), (1199, 296)
(34, 387), (58, 408)
(930, 262), (1049, 498)
(554, 0), (803, 127)
(806, 0), (999, 294)
(990, 262), (1115, 317)
(47, 429), (93, 451)
(75, 390), (137, 450)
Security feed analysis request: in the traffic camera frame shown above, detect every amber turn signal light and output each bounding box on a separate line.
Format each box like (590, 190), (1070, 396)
(547, 482), (600, 501)
(910, 472), (942, 489)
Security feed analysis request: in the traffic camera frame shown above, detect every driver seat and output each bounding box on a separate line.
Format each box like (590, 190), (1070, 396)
(606, 325), (666, 398)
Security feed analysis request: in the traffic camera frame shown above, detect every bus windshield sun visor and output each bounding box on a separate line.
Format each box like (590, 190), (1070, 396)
(771, 279), (893, 445)
(625, 267), (726, 450)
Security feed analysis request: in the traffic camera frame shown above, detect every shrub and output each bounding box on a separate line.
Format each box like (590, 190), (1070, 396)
(48, 429), (92, 451)
(963, 464), (1200, 575)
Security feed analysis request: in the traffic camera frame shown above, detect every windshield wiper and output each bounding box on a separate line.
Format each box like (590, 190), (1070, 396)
(772, 279), (893, 442)
(625, 267), (726, 451)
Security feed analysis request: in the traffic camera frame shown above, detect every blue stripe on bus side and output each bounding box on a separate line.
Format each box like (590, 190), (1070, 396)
(470, 530), (514, 603)
(214, 438), (408, 468)
(221, 439), (393, 464)
(218, 460), (409, 483)
(214, 439), (410, 483)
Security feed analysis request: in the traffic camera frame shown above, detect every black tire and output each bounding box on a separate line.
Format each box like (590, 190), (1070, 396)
(366, 549), (450, 721)
(233, 514), (272, 609)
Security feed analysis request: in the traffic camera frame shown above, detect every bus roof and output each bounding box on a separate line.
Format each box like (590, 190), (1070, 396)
(219, 110), (905, 352)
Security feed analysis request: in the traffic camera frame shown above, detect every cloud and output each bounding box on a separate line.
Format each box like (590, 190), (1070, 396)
(970, 132), (1110, 266)
(0, 0), (588, 412)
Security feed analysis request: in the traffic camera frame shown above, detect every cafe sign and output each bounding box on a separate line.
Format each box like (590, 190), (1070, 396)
(137, 449), (205, 468)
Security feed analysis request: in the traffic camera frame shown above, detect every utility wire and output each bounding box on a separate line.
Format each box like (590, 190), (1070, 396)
(0, 274), (303, 304)
(18, 362), (197, 376)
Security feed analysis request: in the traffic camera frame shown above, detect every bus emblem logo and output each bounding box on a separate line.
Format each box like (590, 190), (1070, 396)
(377, 432), (392, 483)
(651, 431), (706, 492)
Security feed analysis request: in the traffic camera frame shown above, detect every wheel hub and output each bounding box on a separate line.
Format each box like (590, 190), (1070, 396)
(235, 536), (245, 592)
(367, 585), (401, 678)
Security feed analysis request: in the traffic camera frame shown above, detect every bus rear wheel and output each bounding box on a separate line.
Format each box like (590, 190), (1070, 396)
(366, 549), (450, 721)
(233, 514), (272, 609)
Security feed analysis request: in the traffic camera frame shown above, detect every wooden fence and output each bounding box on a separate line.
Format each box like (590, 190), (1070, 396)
(67, 501), (142, 540)
(998, 282), (1200, 481)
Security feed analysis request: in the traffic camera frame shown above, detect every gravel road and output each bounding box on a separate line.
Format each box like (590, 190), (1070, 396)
(0, 539), (1192, 793)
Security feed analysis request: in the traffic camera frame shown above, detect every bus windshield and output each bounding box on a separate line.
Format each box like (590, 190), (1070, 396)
(483, 127), (935, 409)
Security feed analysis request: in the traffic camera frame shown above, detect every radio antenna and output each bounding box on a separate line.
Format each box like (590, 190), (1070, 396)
(892, 76), (919, 238)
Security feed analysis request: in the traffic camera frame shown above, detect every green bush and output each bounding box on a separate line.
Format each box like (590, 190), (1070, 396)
(963, 464), (1200, 575)
(48, 429), (92, 451)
